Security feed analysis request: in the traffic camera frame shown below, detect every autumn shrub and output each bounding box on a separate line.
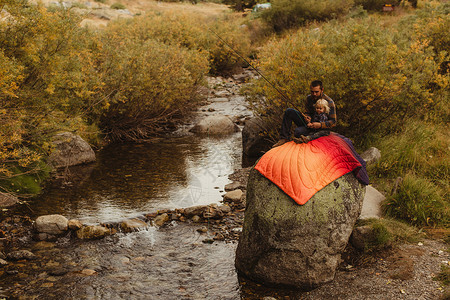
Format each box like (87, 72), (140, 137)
(261, 0), (354, 32)
(0, 0), (101, 194)
(96, 33), (209, 140)
(106, 11), (252, 75)
(247, 12), (448, 146)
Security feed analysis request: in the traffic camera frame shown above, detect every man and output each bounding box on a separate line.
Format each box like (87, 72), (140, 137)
(272, 80), (337, 147)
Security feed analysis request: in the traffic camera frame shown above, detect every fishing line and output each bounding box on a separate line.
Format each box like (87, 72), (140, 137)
(207, 28), (308, 127)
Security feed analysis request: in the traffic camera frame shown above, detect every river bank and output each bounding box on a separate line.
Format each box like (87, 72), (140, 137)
(1, 70), (449, 299)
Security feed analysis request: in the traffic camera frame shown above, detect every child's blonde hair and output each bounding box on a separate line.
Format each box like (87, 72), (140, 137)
(314, 99), (330, 114)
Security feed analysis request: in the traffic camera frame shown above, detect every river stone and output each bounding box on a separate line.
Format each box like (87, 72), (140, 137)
(224, 181), (242, 192)
(184, 205), (208, 218)
(190, 115), (239, 135)
(76, 225), (110, 240)
(0, 258), (8, 265)
(0, 192), (19, 208)
(242, 117), (271, 157)
(153, 213), (170, 227)
(68, 219), (83, 230)
(35, 215), (68, 235)
(235, 169), (365, 290)
(223, 189), (243, 203)
(120, 218), (148, 233)
(48, 132), (96, 169)
(360, 147), (381, 166)
(7, 250), (36, 261)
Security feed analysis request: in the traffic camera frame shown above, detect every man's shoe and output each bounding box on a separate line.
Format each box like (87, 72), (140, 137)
(272, 139), (288, 148)
(292, 137), (304, 144)
(300, 135), (311, 143)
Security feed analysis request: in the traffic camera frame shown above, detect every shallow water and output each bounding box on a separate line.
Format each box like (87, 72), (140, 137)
(27, 133), (243, 224)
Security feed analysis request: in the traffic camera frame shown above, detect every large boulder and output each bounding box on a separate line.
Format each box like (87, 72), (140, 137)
(242, 117), (271, 157)
(235, 168), (365, 290)
(48, 132), (96, 169)
(190, 115), (239, 135)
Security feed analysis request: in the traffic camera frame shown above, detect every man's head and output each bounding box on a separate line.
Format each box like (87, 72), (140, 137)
(310, 80), (323, 100)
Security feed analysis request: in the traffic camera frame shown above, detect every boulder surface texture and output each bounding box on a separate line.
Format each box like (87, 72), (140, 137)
(190, 115), (238, 135)
(49, 132), (96, 168)
(35, 214), (68, 235)
(235, 168), (365, 290)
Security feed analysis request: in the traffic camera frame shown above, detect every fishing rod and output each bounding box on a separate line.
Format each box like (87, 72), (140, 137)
(208, 28), (309, 126)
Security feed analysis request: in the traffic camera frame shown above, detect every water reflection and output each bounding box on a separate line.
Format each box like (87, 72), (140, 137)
(27, 133), (242, 223)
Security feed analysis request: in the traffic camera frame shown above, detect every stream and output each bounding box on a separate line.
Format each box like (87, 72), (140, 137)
(1, 72), (293, 299)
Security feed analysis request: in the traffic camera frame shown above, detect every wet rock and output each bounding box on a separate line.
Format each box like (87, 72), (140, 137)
(7, 250), (36, 261)
(214, 233), (225, 241)
(80, 269), (97, 276)
(197, 226), (208, 233)
(76, 225), (111, 240)
(184, 205), (208, 218)
(120, 218), (148, 232)
(48, 132), (96, 168)
(0, 258), (8, 266)
(202, 204), (223, 219)
(0, 192), (19, 208)
(190, 115), (239, 135)
(153, 213), (170, 227)
(218, 205), (232, 214)
(224, 182), (242, 192)
(35, 215), (68, 235)
(32, 241), (55, 251)
(242, 117), (271, 157)
(35, 232), (57, 241)
(235, 169), (365, 290)
(68, 219), (83, 231)
(223, 189), (243, 203)
(361, 147), (381, 166)
(191, 215), (202, 223)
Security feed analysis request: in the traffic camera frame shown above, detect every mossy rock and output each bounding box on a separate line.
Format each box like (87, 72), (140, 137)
(235, 168), (365, 290)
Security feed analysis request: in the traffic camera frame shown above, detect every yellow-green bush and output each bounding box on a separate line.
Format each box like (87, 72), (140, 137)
(106, 11), (252, 75)
(96, 33), (209, 140)
(247, 10), (448, 146)
(261, 0), (354, 32)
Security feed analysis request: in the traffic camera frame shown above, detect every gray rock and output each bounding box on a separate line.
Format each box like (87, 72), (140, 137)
(361, 147), (381, 165)
(35, 215), (68, 235)
(76, 225), (111, 240)
(190, 115), (239, 135)
(235, 169), (365, 290)
(224, 181), (242, 192)
(120, 218), (148, 232)
(359, 185), (385, 219)
(242, 117), (271, 157)
(223, 189), (243, 203)
(0, 192), (19, 208)
(48, 132), (96, 169)
(184, 205), (208, 218)
(7, 250), (36, 261)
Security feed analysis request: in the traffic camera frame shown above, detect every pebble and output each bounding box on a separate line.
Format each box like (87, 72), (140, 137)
(197, 226), (208, 233)
(80, 269), (97, 276)
(7, 250), (36, 261)
(0, 258), (8, 265)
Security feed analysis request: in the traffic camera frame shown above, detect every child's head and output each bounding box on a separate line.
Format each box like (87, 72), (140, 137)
(314, 99), (330, 114)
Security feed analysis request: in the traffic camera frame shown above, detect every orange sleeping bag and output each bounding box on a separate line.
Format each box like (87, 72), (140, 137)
(254, 134), (363, 205)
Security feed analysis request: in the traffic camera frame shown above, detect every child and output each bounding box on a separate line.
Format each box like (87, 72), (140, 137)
(293, 99), (331, 143)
